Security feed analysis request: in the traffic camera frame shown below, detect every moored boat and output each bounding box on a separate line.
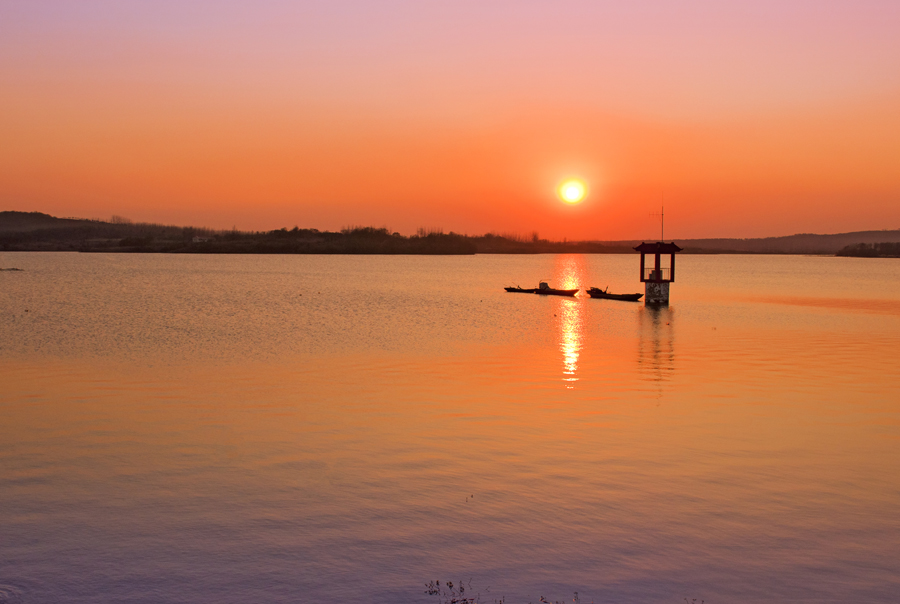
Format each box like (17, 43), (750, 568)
(587, 287), (643, 302)
(505, 286), (537, 293)
(535, 282), (578, 297)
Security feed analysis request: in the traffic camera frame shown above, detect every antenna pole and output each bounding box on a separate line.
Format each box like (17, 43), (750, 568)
(661, 205), (664, 241)
(649, 204), (666, 242)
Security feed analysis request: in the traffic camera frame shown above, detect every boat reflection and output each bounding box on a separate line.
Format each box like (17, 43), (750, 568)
(552, 255), (587, 387)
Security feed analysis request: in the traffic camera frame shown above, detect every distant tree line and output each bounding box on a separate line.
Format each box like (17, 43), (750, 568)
(0, 212), (631, 255)
(8, 211), (900, 255)
(836, 242), (900, 258)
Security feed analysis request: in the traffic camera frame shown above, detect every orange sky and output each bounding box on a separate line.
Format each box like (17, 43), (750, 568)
(2, 1), (899, 239)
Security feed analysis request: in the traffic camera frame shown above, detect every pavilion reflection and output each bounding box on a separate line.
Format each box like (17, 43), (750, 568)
(637, 304), (675, 384)
(552, 255), (587, 388)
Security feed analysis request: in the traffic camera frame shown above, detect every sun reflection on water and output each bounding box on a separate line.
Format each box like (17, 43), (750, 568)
(553, 255), (587, 387)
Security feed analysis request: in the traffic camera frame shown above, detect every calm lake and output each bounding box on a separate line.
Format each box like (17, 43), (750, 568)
(1, 252), (899, 603)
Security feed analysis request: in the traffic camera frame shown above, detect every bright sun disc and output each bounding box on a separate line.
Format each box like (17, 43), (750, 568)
(558, 179), (587, 204)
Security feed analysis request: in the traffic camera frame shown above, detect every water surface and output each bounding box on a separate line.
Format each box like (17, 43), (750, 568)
(1, 253), (899, 603)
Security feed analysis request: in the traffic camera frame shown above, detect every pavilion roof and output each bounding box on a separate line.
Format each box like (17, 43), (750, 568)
(634, 241), (683, 253)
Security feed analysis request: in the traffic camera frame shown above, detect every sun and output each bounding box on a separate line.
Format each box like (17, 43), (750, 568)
(557, 179), (587, 204)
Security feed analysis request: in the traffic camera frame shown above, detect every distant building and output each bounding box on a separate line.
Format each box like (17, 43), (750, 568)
(192, 236), (213, 243)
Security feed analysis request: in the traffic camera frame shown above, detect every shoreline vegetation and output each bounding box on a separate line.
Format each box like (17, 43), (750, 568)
(836, 242), (900, 258)
(2, 211), (899, 256)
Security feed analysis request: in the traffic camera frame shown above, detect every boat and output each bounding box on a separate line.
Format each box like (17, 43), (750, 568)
(587, 287), (643, 302)
(505, 286), (537, 293)
(535, 282), (578, 297)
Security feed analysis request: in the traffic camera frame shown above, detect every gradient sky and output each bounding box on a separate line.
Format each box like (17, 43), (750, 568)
(2, 0), (899, 239)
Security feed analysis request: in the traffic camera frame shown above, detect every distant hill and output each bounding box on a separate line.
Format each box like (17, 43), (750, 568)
(668, 230), (900, 254)
(0, 211), (205, 252)
(587, 230), (900, 255)
(2, 211), (898, 255)
(0, 212), (480, 254)
(0, 211), (91, 232)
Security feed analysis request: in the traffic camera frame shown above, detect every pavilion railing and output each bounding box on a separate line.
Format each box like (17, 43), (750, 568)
(643, 267), (671, 281)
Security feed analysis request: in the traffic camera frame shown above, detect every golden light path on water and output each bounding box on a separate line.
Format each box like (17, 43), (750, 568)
(553, 254), (587, 386)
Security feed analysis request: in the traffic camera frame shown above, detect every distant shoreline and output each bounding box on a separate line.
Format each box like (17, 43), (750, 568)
(2, 211), (900, 256)
(836, 242), (900, 258)
(2, 249), (845, 256)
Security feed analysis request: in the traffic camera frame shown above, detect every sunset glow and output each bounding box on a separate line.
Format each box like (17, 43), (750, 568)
(2, 1), (900, 238)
